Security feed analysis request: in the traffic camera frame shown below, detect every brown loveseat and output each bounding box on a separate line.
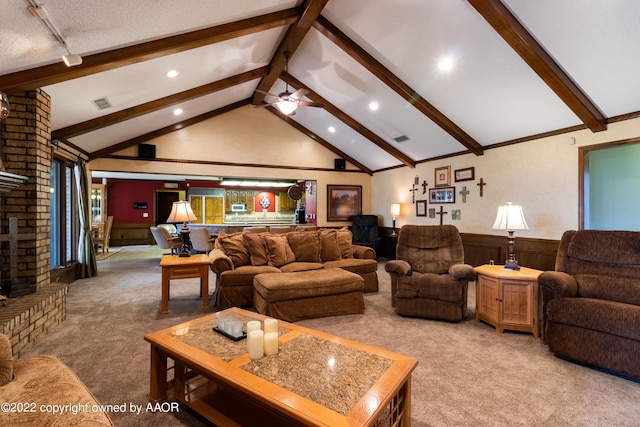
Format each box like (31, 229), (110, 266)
(385, 225), (476, 322)
(209, 227), (378, 310)
(0, 334), (113, 426)
(539, 230), (640, 379)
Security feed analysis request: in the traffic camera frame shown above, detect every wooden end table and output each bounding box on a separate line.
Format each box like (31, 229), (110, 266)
(474, 264), (542, 337)
(159, 254), (212, 314)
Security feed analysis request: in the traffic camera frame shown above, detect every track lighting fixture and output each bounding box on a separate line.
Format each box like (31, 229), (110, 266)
(27, 2), (82, 67)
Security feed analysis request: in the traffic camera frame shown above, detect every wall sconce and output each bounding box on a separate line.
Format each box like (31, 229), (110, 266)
(0, 92), (10, 119)
(391, 203), (401, 237)
(166, 201), (198, 257)
(492, 202), (529, 270)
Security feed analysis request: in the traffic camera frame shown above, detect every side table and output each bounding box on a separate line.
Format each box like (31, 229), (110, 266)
(474, 264), (542, 337)
(159, 254), (212, 314)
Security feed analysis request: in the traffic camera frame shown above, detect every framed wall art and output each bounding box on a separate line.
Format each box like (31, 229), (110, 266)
(434, 166), (451, 187)
(429, 186), (455, 204)
(327, 185), (362, 221)
(416, 200), (427, 217)
(454, 167), (475, 182)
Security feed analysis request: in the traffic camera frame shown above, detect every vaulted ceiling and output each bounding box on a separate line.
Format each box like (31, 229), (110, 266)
(3, 0), (640, 175)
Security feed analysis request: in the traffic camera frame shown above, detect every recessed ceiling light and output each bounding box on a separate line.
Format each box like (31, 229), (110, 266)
(369, 101), (379, 111)
(167, 70), (179, 78)
(173, 108), (183, 116)
(328, 126), (336, 133)
(438, 57), (453, 71)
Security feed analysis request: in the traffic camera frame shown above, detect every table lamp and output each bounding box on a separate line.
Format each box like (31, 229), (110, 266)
(492, 202), (528, 270)
(391, 203), (401, 237)
(166, 200), (198, 257)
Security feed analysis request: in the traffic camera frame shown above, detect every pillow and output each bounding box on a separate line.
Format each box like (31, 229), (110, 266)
(318, 229), (341, 261)
(0, 334), (13, 386)
(263, 234), (296, 267)
(336, 227), (354, 258)
(287, 232), (322, 263)
(243, 232), (269, 266)
(216, 231), (250, 267)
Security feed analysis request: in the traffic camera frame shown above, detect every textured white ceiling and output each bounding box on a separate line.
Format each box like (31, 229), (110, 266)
(2, 0), (640, 173)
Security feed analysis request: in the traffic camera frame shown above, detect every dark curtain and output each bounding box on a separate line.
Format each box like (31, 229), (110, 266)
(75, 160), (97, 278)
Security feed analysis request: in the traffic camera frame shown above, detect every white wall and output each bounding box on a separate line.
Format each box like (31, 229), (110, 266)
(373, 117), (640, 240)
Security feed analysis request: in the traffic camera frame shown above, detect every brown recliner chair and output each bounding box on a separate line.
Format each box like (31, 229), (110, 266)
(539, 230), (640, 379)
(385, 225), (476, 322)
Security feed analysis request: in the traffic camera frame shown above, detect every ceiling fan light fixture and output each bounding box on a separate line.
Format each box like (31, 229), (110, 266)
(275, 99), (298, 115)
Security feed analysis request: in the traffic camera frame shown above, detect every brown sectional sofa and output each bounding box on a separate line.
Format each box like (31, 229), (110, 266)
(208, 227), (378, 310)
(539, 229), (640, 379)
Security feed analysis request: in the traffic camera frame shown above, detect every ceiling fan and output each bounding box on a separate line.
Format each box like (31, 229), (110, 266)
(255, 51), (324, 116)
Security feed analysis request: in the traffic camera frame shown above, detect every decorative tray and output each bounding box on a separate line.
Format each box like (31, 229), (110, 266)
(213, 326), (247, 341)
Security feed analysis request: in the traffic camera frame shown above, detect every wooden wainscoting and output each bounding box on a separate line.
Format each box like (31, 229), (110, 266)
(378, 228), (559, 272)
(110, 222), (154, 246)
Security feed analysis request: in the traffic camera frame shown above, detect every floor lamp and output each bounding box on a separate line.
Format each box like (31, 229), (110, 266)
(391, 203), (400, 237)
(166, 200), (198, 257)
(492, 202), (529, 270)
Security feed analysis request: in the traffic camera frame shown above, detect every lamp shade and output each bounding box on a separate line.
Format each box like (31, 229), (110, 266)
(391, 203), (401, 217)
(166, 201), (197, 224)
(492, 202), (528, 231)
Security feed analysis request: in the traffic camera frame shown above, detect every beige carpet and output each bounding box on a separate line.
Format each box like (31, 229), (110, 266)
(25, 245), (640, 426)
(95, 247), (122, 261)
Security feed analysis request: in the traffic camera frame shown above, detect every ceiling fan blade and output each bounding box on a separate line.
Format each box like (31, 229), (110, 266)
(253, 102), (275, 108)
(298, 101), (324, 108)
(254, 89), (281, 99)
(290, 88), (309, 99)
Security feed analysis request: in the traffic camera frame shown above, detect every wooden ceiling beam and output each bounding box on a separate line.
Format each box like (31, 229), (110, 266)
(1, 9), (299, 94)
(468, 0), (607, 132)
(313, 15), (484, 156)
(281, 72), (416, 168)
(252, 0), (329, 106)
(88, 99), (251, 160)
(53, 67), (268, 140)
(265, 107), (373, 175)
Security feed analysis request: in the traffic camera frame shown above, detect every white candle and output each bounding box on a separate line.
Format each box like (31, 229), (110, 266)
(264, 332), (278, 356)
(246, 320), (261, 334)
(264, 318), (278, 334)
(247, 330), (264, 360)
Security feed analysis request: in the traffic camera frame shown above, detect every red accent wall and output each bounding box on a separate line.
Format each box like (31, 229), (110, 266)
(96, 179), (185, 223)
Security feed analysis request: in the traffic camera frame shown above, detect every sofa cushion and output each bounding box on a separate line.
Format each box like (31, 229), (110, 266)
(220, 265), (281, 286)
(336, 227), (354, 259)
(243, 232), (269, 266)
(216, 231), (250, 267)
(318, 229), (341, 261)
(264, 234), (296, 267)
(287, 231), (322, 263)
(567, 230), (640, 265)
(575, 274), (640, 306)
(280, 262), (325, 273)
(396, 272), (463, 304)
(547, 297), (640, 341)
(253, 269), (364, 302)
(323, 258), (377, 275)
(0, 334), (13, 387)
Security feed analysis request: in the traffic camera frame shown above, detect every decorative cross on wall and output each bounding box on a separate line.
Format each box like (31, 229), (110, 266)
(459, 186), (470, 203)
(477, 177), (487, 197)
(436, 206), (448, 225)
(409, 176), (419, 203)
(0, 218), (36, 285)
(422, 180), (428, 194)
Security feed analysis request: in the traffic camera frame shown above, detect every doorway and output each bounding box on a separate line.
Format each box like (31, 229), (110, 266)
(155, 189), (185, 225)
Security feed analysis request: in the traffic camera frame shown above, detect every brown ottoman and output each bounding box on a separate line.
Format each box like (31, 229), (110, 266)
(253, 269), (365, 322)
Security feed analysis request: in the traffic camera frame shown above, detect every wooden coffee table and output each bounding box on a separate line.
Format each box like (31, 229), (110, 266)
(144, 308), (418, 426)
(159, 254), (212, 314)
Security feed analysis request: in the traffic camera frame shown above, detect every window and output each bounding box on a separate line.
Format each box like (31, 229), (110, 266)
(50, 158), (78, 268)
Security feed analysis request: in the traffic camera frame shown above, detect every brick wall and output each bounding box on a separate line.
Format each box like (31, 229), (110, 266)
(0, 89), (51, 296)
(0, 283), (67, 359)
